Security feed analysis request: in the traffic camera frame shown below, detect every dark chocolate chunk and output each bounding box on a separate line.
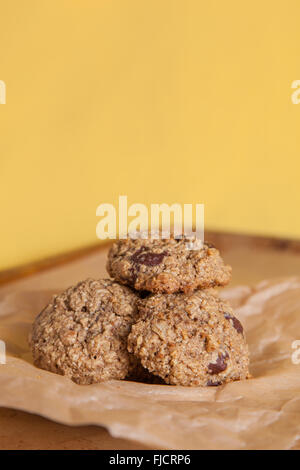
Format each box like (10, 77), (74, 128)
(131, 248), (167, 266)
(208, 353), (228, 375)
(224, 313), (243, 334)
(207, 380), (222, 386)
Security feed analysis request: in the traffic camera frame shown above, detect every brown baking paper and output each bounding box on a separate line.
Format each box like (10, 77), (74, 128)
(0, 250), (299, 449)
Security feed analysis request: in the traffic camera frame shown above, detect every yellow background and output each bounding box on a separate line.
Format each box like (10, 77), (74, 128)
(1, 1), (300, 270)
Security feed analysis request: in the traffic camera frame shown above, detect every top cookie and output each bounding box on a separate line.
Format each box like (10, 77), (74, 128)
(107, 236), (232, 293)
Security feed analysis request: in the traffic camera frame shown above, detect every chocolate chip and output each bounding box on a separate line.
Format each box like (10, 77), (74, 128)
(131, 248), (167, 266)
(131, 247), (149, 261)
(207, 380), (222, 386)
(208, 353), (228, 375)
(224, 313), (243, 334)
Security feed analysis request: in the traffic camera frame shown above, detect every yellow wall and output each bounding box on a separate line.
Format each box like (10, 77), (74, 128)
(1, 1), (300, 270)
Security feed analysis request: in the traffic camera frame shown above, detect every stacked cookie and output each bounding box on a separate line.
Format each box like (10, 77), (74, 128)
(30, 236), (250, 386)
(108, 237), (250, 386)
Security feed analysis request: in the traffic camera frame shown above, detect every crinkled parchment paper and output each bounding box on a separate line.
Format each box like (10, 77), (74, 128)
(0, 262), (300, 449)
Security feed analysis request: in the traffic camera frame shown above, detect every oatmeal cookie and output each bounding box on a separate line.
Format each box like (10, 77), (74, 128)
(30, 279), (139, 384)
(128, 291), (250, 386)
(107, 236), (231, 293)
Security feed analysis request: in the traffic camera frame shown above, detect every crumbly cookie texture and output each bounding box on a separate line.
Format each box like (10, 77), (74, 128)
(30, 279), (140, 384)
(128, 291), (250, 387)
(107, 237), (232, 294)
